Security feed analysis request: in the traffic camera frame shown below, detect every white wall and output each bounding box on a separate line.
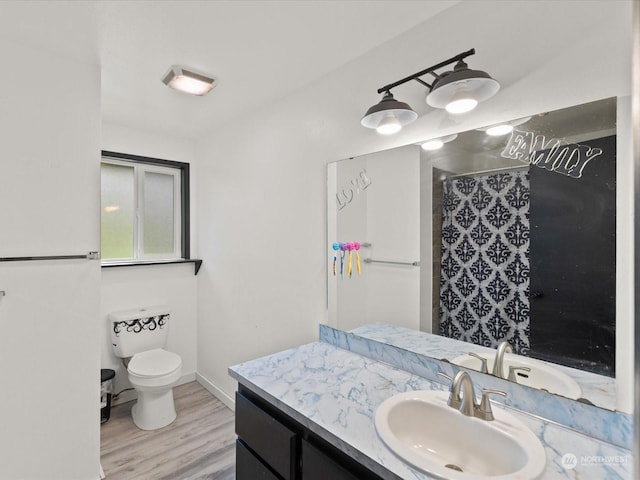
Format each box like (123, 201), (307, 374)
(195, 1), (633, 412)
(100, 123), (198, 404)
(0, 40), (101, 480)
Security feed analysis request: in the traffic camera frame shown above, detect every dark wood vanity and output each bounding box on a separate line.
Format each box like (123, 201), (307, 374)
(235, 384), (395, 480)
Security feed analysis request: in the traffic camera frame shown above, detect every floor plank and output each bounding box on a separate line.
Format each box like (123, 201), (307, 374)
(101, 381), (236, 480)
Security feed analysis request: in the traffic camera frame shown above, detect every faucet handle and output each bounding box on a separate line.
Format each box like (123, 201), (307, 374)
(477, 389), (507, 421)
(507, 366), (531, 382)
(436, 372), (462, 409)
(467, 352), (489, 374)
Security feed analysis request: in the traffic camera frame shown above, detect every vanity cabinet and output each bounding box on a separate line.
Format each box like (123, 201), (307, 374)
(301, 439), (360, 480)
(235, 385), (394, 480)
(235, 390), (297, 479)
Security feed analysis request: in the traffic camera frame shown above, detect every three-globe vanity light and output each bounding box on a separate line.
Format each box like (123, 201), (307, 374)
(361, 49), (500, 134)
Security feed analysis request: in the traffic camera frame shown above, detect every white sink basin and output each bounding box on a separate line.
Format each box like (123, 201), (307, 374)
(452, 352), (582, 399)
(375, 390), (546, 479)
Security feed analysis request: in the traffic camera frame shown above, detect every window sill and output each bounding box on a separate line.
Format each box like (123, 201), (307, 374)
(101, 258), (202, 275)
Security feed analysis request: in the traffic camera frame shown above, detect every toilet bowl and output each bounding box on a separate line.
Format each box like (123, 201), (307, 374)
(109, 306), (183, 431)
(127, 348), (182, 430)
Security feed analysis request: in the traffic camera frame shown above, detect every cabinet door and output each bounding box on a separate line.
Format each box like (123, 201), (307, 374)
(236, 440), (282, 480)
(302, 439), (361, 480)
(235, 392), (297, 480)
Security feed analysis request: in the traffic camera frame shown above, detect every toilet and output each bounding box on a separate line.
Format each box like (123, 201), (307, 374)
(109, 306), (182, 430)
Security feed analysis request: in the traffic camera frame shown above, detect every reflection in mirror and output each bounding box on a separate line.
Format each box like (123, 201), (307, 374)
(327, 98), (617, 410)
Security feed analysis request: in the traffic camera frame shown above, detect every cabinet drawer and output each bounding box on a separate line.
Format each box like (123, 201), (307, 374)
(301, 439), (360, 480)
(236, 439), (282, 480)
(235, 391), (297, 480)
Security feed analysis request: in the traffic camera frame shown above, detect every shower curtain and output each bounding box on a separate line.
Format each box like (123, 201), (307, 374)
(439, 170), (530, 354)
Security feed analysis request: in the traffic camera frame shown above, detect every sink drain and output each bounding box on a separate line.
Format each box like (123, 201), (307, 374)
(445, 464), (463, 472)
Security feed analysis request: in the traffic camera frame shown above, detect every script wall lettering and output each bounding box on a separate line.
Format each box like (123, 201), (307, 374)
(336, 169), (372, 210)
(501, 129), (603, 179)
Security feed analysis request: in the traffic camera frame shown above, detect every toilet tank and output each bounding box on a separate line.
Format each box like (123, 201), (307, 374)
(109, 305), (171, 358)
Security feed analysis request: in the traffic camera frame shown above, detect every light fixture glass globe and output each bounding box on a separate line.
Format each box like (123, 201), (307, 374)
(169, 75), (214, 95)
(376, 114), (402, 135)
(486, 124), (514, 136)
(446, 98), (478, 114)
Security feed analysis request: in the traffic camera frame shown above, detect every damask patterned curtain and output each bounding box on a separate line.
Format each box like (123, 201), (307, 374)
(439, 170), (530, 354)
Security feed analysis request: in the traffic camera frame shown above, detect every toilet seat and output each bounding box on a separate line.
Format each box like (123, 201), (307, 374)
(128, 348), (181, 378)
(126, 349), (182, 430)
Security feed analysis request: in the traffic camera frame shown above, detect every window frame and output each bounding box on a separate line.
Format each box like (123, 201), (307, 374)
(101, 150), (191, 263)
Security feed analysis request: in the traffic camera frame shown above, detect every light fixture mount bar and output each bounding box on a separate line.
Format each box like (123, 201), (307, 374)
(413, 78), (432, 89)
(376, 48), (475, 94)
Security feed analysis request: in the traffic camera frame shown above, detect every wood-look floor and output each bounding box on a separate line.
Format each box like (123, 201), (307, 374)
(101, 381), (236, 480)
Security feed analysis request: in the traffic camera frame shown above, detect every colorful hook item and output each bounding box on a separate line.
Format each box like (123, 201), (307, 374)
(332, 242), (341, 276)
(354, 241), (361, 274)
(340, 243), (348, 279)
(331, 241), (364, 278)
(346, 242), (355, 277)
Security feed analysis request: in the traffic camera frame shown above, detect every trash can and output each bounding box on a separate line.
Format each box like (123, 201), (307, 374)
(100, 369), (116, 424)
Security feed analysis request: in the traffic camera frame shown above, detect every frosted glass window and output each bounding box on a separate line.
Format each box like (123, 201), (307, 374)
(143, 171), (175, 255)
(100, 153), (188, 262)
(101, 163), (135, 259)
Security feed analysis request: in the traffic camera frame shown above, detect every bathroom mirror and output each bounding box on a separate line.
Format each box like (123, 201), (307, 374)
(327, 97), (620, 411)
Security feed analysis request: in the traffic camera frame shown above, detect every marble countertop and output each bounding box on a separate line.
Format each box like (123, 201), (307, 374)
(350, 323), (615, 410)
(229, 341), (632, 480)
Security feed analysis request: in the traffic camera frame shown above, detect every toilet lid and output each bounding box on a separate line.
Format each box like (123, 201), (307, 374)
(128, 349), (181, 377)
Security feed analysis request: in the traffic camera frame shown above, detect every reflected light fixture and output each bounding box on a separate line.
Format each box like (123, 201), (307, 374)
(421, 134), (458, 151)
(361, 49), (499, 134)
(162, 65), (217, 96)
(486, 124), (514, 136)
(479, 116), (532, 136)
(421, 139), (444, 150)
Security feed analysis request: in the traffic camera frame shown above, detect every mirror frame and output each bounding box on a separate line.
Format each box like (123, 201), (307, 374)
(631, 0), (640, 467)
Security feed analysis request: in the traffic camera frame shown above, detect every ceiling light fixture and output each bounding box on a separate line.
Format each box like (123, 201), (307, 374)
(162, 65), (217, 96)
(361, 49), (499, 134)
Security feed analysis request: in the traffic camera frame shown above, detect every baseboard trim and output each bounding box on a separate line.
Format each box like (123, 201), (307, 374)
(111, 372), (196, 407)
(178, 372), (197, 385)
(196, 373), (235, 411)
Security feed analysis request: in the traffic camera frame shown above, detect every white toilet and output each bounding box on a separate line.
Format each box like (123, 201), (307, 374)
(109, 305), (182, 431)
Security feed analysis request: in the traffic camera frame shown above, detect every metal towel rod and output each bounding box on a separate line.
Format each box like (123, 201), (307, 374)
(363, 258), (420, 267)
(0, 251), (100, 262)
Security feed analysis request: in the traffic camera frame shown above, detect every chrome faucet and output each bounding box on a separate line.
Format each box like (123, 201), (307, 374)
(450, 371), (477, 416)
(492, 341), (513, 378)
(437, 371), (506, 421)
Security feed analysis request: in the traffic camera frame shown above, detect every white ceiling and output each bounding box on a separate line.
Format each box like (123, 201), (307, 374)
(0, 0), (460, 139)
